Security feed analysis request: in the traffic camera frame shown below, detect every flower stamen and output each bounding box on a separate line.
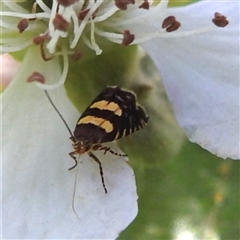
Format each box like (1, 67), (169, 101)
(139, 0), (150, 10)
(17, 19), (29, 33)
(90, 18), (102, 55)
(70, 50), (82, 61)
(1, 0), (231, 91)
(78, 8), (97, 20)
(35, 47), (69, 90)
(92, 5), (118, 23)
(212, 12), (229, 28)
(27, 72), (46, 84)
(71, 0), (102, 49)
(162, 16), (181, 32)
(40, 43), (55, 61)
(115, 0), (135, 10)
(53, 13), (70, 32)
(122, 30), (135, 46)
(35, 0), (51, 14)
(48, 0), (59, 38)
(33, 32), (51, 45)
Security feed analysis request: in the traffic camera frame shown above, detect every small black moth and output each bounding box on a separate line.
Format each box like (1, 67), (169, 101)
(45, 86), (148, 193)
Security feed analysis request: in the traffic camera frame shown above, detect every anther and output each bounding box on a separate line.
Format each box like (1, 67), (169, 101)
(139, 0), (149, 10)
(57, 0), (78, 7)
(53, 13), (70, 32)
(212, 12), (229, 28)
(78, 8), (96, 20)
(27, 72), (45, 84)
(17, 19), (29, 33)
(33, 33), (50, 45)
(162, 16), (181, 32)
(115, 0), (135, 10)
(33, 36), (45, 45)
(122, 30), (135, 46)
(71, 50), (82, 61)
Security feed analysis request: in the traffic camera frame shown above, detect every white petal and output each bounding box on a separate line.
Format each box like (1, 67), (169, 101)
(141, 1), (240, 159)
(2, 47), (138, 238)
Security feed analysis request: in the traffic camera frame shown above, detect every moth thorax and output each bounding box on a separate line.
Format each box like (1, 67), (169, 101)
(73, 137), (93, 154)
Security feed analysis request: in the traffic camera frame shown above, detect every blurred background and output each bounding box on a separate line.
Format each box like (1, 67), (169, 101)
(119, 139), (240, 239)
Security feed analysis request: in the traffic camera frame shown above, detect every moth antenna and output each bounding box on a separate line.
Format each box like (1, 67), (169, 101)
(44, 90), (75, 140)
(44, 90), (80, 220)
(72, 155), (81, 221)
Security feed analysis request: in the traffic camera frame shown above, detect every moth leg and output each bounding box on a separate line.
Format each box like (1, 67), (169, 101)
(69, 151), (78, 171)
(88, 151), (107, 194)
(97, 145), (128, 157)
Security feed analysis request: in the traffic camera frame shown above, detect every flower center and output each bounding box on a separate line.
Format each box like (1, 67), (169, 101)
(1, 0), (229, 90)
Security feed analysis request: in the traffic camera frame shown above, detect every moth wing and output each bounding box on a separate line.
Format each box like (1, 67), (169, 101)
(74, 86), (148, 144)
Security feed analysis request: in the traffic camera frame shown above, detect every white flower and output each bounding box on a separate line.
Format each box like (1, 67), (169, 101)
(1, 0), (239, 239)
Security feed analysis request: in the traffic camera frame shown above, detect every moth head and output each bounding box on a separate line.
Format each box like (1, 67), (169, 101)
(73, 137), (93, 154)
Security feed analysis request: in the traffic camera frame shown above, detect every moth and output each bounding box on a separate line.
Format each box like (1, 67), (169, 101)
(45, 86), (148, 193)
